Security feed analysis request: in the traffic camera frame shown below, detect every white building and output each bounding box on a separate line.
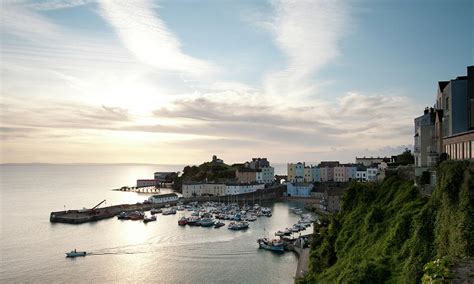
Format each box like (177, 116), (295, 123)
(366, 168), (378, 181)
(355, 166), (378, 182)
(182, 183), (203, 198)
(356, 169), (367, 181)
(182, 183), (227, 198)
(225, 183), (265, 195)
(148, 193), (179, 203)
(182, 182), (264, 197)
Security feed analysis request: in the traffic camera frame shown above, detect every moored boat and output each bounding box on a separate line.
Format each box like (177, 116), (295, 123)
(214, 221), (225, 228)
(162, 208), (177, 215)
(117, 211), (129, 220)
(186, 216), (200, 226)
(198, 218), (215, 227)
(143, 215), (156, 223)
(150, 208), (162, 215)
(128, 211), (145, 220)
(275, 230), (285, 237)
(257, 238), (284, 252)
(228, 221), (249, 230)
(178, 216), (188, 226)
(247, 215), (257, 222)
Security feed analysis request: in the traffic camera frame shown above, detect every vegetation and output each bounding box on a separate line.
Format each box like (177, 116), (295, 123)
(172, 162), (237, 191)
(394, 148), (415, 165)
(298, 160), (473, 283)
(421, 257), (453, 283)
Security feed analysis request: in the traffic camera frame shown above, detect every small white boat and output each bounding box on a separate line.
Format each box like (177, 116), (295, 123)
(143, 215), (157, 223)
(228, 221), (249, 230)
(150, 208), (162, 214)
(66, 250), (86, 257)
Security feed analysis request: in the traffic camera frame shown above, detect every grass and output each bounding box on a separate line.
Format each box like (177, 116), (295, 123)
(298, 160), (473, 283)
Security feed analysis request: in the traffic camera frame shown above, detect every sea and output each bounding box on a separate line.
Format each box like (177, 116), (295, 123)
(0, 164), (307, 283)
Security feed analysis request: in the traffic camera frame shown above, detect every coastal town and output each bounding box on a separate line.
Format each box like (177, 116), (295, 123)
(2, 0), (472, 282)
(47, 65), (474, 281)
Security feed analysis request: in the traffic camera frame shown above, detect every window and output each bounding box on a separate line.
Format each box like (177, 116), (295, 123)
(471, 141), (474, 159)
(464, 142), (469, 160)
(446, 97), (449, 111)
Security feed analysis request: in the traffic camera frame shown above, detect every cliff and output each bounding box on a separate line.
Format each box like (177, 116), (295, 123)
(299, 160), (473, 283)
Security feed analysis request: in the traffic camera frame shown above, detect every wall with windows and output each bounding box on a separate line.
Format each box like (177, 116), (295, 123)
(443, 131), (474, 160)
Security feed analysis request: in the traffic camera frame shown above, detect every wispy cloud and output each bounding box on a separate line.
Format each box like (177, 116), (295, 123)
(1, 2), (61, 40)
(263, 0), (349, 99)
(99, 0), (216, 76)
(23, 0), (93, 11)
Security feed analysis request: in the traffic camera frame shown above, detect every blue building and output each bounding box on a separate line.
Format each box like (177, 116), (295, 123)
(286, 182), (313, 197)
(437, 75), (469, 137)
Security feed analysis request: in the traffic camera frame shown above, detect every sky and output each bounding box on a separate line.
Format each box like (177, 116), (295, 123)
(1, 0), (473, 165)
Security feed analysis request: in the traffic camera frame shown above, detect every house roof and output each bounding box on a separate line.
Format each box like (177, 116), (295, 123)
(237, 168), (261, 173)
(438, 81), (449, 91)
(151, 193), (178, 198)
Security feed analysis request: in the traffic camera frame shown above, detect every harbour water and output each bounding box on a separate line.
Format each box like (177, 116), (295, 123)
(0, 164), (306, 283)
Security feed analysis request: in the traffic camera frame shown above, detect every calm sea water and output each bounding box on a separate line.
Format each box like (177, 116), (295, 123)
(0, 164), (304, 283)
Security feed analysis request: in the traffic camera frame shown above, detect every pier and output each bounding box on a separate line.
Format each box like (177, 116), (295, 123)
(287, 234), (312, 280)
(113, 186), (162, 194)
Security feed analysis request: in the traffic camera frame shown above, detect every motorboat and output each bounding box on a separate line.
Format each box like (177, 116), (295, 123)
(228, 221), (249, 230)
(117, 211), (128, 220)
(214, 221), (225, 228)
(289, 225), (300, 233)
(247, 215), (257, 222)
(257, 238), (285, 252)
(162, 208), (177, 215)
(66, 250), (87, 257)
(275, 231), (285, 237)
(128, 211), (145, 220)
(178, 217), (188, 226)
(143, 215), (156, 223)
(198, 218), (215, 227)
(186, 216), (200, 226)
(150, 208), (162, 215)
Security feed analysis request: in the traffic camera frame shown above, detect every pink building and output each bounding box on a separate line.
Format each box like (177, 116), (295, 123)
(320, 167), (334, 182)
(334, 166), (347, 182)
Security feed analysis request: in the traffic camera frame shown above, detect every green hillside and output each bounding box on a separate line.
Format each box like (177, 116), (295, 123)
(172, 162), (237, 191)
(300, 160), (473, 283)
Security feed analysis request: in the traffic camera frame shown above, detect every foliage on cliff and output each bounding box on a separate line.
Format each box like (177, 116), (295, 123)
(300, 160), (473, 283)
(172, 162), (237, 191)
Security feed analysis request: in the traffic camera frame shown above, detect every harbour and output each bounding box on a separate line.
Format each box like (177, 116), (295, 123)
(50, 185), (287, 224)
(1, 164), (307, 283)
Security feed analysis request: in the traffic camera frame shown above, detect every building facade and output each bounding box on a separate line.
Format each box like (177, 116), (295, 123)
(148, 193), (179, 203)
(226, 183), (265, 195)
(286, 182), (313, 197)
(415, 66), (474, 172)
(287, 162), (305, 182)
(136, 179), (159, 187)
(182, 182), (264, 198)
(355, 157), (387, 166)
(235, 168), (259, 183)
(260, 166), (275, 184)
(414, 108), (437, 169)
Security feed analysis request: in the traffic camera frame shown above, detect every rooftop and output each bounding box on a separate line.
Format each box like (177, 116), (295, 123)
(150, 193), (178, 198)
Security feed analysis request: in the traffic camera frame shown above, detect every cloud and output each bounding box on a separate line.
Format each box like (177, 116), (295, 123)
(1, 3), (61, 40)
(263, 0), (349, 99)
(23, 0), (93, 11)
(99, 0), (216, 76)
